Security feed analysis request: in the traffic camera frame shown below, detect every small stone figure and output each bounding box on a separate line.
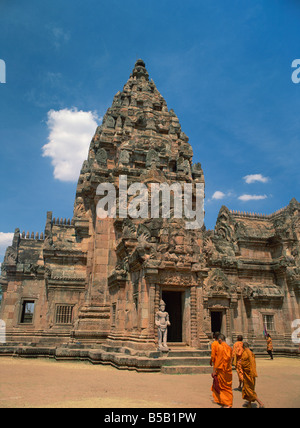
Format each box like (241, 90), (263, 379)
(155, 300), (171, 352)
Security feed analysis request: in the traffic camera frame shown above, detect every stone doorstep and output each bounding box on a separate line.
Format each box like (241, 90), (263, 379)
(161, 366), (212, 375)
(160, 346), (211, 374)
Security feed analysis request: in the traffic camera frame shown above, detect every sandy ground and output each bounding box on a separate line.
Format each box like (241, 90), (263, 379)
(0, 356), (299, 408)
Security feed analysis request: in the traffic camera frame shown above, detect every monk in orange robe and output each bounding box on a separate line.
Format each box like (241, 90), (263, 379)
(266, 334), (274, 360)
(240, 342), (264, 408)
(210, 332), (220, 367)
(211, 334), (233, 408)
(232, 335), (244, 390)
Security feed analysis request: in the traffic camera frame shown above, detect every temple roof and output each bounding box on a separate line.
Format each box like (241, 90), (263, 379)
(74, 60), (204, 213)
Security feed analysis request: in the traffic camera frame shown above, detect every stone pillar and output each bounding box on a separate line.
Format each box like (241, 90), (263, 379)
(92, 217), (117, 304)
(196, 285), (210, 349)
(140, 276), (149, 331)
(140, 268), (158, 344)
(148, 283), (156, 338)
(190, 286), (198, 347)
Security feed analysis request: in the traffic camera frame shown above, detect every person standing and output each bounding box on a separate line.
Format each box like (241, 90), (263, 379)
(266, 334), (274, 360)
(211, 334), (233, 408)
(232, 335), (244, 390)
(240, 342), (264, 408)
(210, 331), (220, 367)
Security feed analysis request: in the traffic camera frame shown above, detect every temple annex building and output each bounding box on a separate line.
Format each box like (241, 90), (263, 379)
(0, 60), (299, 373)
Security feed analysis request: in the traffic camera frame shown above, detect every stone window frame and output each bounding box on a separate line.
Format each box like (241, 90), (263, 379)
(55, 304), (74, 325)
(19, 299), (36, 325)
(261, 312), (276, 333)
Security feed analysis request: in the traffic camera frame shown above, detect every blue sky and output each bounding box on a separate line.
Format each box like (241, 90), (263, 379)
(0, 0), (300, 261)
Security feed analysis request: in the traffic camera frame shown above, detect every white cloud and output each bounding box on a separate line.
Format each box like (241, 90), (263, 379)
(0, 232), (14, 257)
(42, 108), (99, 182)
(212, 191), (226, 200)
(243, 174), (269, 184)
(238, 194), (268, 202)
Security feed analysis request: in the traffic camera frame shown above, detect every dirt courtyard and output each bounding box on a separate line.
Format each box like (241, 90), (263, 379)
(0, 356), (299, 408)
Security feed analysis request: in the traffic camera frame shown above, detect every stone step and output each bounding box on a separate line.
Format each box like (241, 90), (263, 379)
(167, 350), (210, 358)
(161, 365), (212, 375)
(162, 356), (211, 367)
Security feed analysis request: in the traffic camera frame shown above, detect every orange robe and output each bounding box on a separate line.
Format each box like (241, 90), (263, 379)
(267, 337), (273, 351)
(232, 341), (244, 382)
(211, 342), (233, 407)
(210, 340), (219, 366)
(240, 349), (258, 403)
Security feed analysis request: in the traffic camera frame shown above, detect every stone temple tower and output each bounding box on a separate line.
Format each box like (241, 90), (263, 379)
(72, 58), (207, 350)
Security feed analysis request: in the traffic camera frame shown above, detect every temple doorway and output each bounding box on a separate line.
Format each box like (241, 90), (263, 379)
(162, 291), (183, 342)
(211, 310), (223, 334)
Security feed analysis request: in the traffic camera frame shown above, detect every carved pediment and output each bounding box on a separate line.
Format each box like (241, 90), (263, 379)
(204, 268), (236, 297)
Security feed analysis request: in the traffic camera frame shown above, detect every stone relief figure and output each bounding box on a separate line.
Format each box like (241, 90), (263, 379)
(73, 196), (86, 218)
(3, 247), (17, 266)
(119, 150), (130, 165)
(177, 156), (191, 175)
(104, 115), (115, 129)
(146, 148), (159, 168)
(155, 300), (171, 352)
(96, 148), (107, 166)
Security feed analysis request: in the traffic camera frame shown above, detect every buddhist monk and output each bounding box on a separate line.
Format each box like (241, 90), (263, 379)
(210, 331), (220, 367)
(240, 342), (264, 408)
(266, 334), (274, 360)
(232, 335), (244, 390)
(211, 334), (233, 408)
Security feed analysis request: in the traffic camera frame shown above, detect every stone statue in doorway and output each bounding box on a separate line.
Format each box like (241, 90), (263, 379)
(155, 300), (171, 352)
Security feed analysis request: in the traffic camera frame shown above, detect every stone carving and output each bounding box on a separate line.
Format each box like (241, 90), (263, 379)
(122, 218), (136, 239)
(119, 150), (130, 165)
(155, 300), (170, 351)
(73, 196), (86, 218)
(3, 246), (17, 266)
(243, 284), (283, 300)
(104, 115), (115, 129)
(205, 268), (237, 297)
(192, 162), (202, 173)
(146, 148), (159, 168)
(159, 271), (197, 286)
(96, 148), (107, 166)
(177, 156), (190, 175)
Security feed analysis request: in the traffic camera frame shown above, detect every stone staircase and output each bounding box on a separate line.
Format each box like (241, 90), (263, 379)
(160, 344), (212, 374)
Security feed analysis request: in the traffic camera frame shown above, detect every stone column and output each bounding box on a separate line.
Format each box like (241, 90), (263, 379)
(196, 285), (210, 349)
(190, 285), (198, 347)
(140, 268), (158, 344)
(148, 283), (156, 338)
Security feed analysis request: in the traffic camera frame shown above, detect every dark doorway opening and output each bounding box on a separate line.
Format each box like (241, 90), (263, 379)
(211, 311), (222, 334)
(162, 291), (183, 342)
